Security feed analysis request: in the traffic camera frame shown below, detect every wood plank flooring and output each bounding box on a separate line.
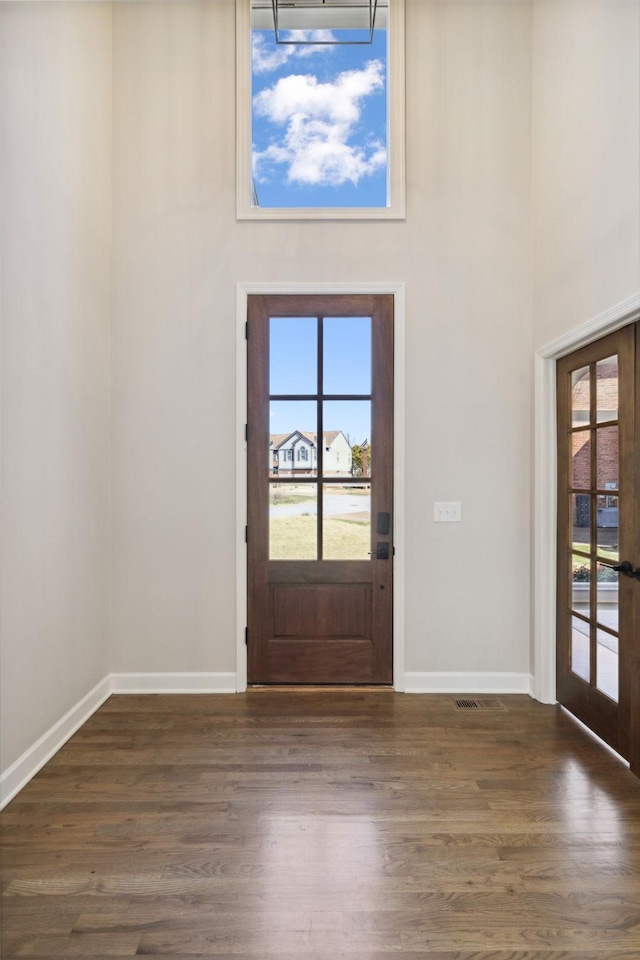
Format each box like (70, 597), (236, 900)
(2, 691), (640, 959)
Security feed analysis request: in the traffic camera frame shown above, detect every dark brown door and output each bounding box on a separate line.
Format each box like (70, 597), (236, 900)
(556, 322), (640, 775)
(247, 294), (393, 684)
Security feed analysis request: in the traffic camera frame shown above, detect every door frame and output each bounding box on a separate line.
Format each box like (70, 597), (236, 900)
(235, 282), (406, 692)
(534, 292), (640, 708)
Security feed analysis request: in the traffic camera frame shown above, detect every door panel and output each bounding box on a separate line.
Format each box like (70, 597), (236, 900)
(556, 322), (640, 773)
(247, 294), (393, 685)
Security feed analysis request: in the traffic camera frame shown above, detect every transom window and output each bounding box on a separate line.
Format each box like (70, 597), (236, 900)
(236, 0), (405, 220)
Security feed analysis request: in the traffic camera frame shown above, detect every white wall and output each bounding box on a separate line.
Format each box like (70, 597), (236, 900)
(111, 0), (533, 680)
(0, 3), (112, 773)
(111, 1), (238, 673)
(532, 0), (640, 348)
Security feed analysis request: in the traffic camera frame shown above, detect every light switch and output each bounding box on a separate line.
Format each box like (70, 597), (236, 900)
(434, 502), (462, 522)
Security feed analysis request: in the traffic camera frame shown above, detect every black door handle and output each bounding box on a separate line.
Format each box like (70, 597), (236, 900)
(369, 542), (390, 560)
(613, 561), (640, 581)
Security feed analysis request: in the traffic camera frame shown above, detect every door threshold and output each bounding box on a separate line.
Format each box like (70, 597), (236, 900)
(248, 684), (394, 692)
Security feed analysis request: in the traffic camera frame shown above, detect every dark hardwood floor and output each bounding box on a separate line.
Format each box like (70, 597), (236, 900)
(2, 691), (640, 959)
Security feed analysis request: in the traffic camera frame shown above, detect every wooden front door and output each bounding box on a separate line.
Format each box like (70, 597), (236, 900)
(556, 322), (640, 775)
(247, 294), (393, 684)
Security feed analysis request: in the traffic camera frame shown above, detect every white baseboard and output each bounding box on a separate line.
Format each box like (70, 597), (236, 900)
(404, 672), (534, 695)
(0, 676), (112, 810)
(110, 672), (237, 694)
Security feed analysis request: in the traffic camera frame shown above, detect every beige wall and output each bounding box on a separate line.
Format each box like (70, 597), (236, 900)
(0, 3), (112, 771)
(111, 0), (533, 677)
(532, 0), (640, 348)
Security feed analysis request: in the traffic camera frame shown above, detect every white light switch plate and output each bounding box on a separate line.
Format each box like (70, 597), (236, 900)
(434, 501), (462, 522)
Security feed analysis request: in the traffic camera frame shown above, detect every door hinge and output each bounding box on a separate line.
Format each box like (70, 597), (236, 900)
(245, 321), (248, 340)
(245, 627), (248, 646)
(245, 525), (248, 543)
(245, 423), (248, 442)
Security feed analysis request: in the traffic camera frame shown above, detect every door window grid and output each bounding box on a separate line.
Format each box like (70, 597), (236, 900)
(567, 359), (620, 702)
(268, 316), (372, 560)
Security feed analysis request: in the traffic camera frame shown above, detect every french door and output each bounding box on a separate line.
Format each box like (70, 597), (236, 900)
(247, 294), (394, 684)
(556, 322), (640, 775)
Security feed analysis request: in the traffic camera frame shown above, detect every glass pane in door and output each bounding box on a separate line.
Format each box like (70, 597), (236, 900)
(269, 484), (317, 560)
(571, 554), (591, 619)
(269, 401), (318, 477)
(596, 495), (619, 562)
(322, 483), (371, 560)
(596, 355), (618, 423)
(596, 426), (618, 490)
(572, 433), (591, 489)
(571, 615), (590, 682)
(596, 628), (619, 702)
(571, 493), (591, 552)
(269, 317), (317, 395)
(322, 401), (371, 478)
(323, 317), (372, 395)
(596, 562), (619, 634)
(571, 366), (590, 426)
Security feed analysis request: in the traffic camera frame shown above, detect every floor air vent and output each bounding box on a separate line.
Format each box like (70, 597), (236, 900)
(452, 697), (507, 711)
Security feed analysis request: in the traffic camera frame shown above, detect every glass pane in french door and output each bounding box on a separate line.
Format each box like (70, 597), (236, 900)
(571, 366), (590, 426)
(596, 355), (618, 422)
(571, 432), (591, 488)
(596, 494), (619, 562)
(571, 615), (590, 683)
(596, 628), (619, 701)
(571, 493), (590, 551)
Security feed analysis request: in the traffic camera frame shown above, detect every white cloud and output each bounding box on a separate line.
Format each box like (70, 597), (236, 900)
(252, 31), (337, 75)
(293, 30), (338, 56)
(252, 35), (294, 74)
(253, 61), (386, 187)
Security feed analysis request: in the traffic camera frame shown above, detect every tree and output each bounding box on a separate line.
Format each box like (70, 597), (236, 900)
(349, 440), (370, 477)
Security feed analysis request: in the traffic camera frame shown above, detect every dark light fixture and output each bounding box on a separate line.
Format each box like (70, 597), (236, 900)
(270, 0), (379, 45)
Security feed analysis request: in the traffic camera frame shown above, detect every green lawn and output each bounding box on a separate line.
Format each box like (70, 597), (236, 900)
(572, 543), (618, 564)
(270, 515), (370, 560)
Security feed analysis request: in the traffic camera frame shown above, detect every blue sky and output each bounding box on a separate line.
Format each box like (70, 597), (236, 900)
(269, 316), (372, 444)
(252, 29), (388, 208)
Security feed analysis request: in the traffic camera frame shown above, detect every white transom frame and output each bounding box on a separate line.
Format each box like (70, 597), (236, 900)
(236, 0), (405, 221)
